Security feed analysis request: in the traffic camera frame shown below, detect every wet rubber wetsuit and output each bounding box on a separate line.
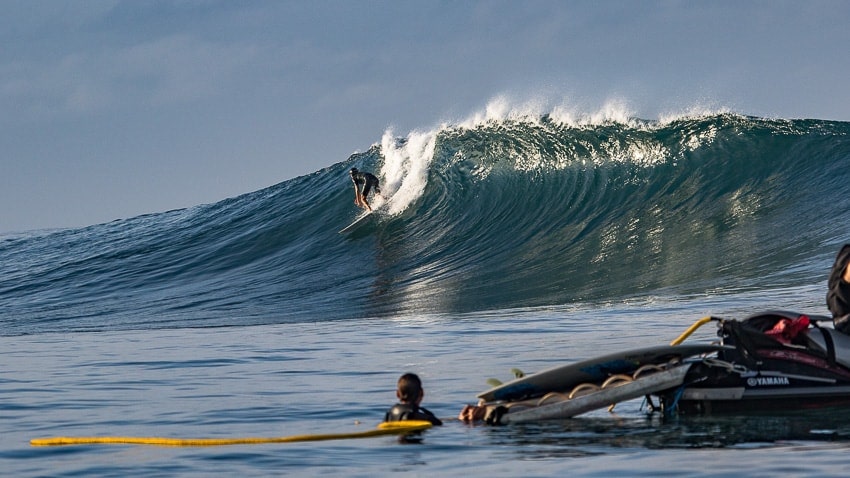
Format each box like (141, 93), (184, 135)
(383, 403), (443, 426)
(828, 244), (850, 333)
(351, 171), (381, 198)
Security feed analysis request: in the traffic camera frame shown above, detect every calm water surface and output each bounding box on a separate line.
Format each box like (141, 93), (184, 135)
(5, 294), (850, 477)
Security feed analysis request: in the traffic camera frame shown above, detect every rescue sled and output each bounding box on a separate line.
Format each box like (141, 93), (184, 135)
(472, 311), (850, 424)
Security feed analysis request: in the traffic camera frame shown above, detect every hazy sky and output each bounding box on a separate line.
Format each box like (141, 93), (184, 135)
(2, 0), (848, 233)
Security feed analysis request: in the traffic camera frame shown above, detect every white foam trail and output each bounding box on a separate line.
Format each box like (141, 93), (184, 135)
(379, 128), (437, 216)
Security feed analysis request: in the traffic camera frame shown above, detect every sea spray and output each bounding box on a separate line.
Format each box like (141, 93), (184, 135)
(380, 128), (437, 216)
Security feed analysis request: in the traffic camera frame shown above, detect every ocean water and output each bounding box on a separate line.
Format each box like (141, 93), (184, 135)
(3, 110), (850, 476)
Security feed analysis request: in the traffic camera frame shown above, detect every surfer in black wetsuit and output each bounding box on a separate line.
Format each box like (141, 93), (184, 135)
(383, 373), (443, 426)
(828, 244), (850, 333)
(349, 167), (381, 212)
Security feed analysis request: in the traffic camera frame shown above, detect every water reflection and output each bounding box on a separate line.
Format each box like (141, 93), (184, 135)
(478, 408), (850, 457)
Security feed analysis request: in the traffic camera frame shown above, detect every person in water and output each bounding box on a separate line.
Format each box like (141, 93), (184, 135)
(458, 401), (508, 424)
(349, 167), (381, 211)
(828, 244), (850, 333)
(384, 373), (443, 426)
(458, 403), (488, 423)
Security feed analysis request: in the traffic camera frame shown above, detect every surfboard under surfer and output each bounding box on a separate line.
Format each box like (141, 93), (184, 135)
(349, 167), (381, 212)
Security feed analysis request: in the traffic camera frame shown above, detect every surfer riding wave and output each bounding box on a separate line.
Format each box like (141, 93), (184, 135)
(349, 168), (381, 212)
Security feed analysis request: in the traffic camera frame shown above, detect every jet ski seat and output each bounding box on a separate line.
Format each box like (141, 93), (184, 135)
(805, 327), (850, 369)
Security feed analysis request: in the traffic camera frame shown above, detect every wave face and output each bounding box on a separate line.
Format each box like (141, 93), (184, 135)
(2, 113), (850, 334)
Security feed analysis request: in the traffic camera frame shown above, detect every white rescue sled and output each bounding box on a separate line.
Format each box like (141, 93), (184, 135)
(499, 364), (690, 423)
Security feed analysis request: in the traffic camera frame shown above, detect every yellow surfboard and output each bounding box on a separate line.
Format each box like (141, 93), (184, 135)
(31, 420), (433, 447)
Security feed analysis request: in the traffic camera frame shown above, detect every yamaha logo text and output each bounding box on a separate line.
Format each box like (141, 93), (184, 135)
(746, 376), (790, 387)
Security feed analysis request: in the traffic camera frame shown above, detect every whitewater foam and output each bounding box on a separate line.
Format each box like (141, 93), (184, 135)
(456, 95), (739, 129)
(379, 128), (437, 216)
(374, 97), (737, 211)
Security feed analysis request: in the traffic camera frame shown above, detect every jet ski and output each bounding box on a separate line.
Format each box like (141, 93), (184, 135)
(655, 310), (850, 414)
(471, 310), (850, 424)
